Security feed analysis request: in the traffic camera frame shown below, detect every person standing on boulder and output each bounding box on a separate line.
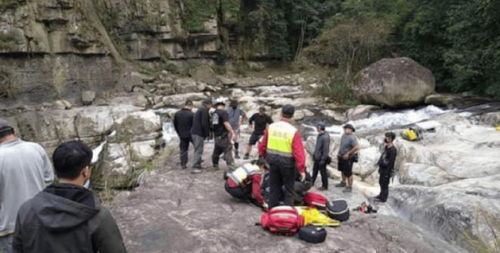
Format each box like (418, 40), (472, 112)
(336, 124), (360, 193)
(191, 100), (213, 174)
(211, 99), (237, 171)
(174, 100), (194, 169)
(259, 105), (306, 208)
(226, 99), (247, 159)
(312, 123), (330, 191)
(244, 107), (273, 160)
(12, 141), (127, 253)
(375, 132), (397, 202)
(0, 119), (54, 253)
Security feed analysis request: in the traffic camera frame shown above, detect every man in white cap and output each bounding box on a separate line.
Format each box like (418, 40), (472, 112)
(0, 119), (54, 253)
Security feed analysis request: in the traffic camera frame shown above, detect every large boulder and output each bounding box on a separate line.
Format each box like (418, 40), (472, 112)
(353, 57), (435, 107)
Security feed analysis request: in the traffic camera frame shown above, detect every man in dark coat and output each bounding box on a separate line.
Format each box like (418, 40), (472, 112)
(174, 100), (194, 169)
(375, 132), (398, 203)
(12, 141), (127, 253)
(312, 123), (330, 190)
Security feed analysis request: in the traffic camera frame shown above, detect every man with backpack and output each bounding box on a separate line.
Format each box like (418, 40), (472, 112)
(12, 141), (127, 253)
(174, 100), (194, 169)
(336, 124), (360, 193)
(312, 123), (330, 191)
(375, 132), (398, 203)
(211, 99), (237, 171)
(226, 99), (247, 159)
(0, 119), (54, 253)
(191, 100), (213, 173)
(259, 104), (306, 208)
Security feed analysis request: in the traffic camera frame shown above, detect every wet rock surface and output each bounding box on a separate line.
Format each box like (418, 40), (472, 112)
(110, 148), (464, 253)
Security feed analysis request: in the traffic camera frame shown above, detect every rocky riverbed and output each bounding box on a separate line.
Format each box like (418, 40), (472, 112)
(2, 62), (499, 252)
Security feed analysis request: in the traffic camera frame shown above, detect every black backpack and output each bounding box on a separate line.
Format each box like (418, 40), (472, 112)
(326, 199), (350, 222)
(298, 226), (327, 243)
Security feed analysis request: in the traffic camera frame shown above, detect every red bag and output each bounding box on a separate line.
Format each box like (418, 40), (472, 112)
(260, 206), (304, 236)
(303, 192), (329, 209)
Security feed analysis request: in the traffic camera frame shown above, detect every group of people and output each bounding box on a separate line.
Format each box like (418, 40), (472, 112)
(0, 119), (127, 253)
(0, 99), (399, 252)
(173, 98), (273, 173)
(223, 104), (399, 208)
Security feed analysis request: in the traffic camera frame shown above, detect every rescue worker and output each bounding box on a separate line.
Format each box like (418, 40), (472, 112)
(191, 100), (212, 173)
(375, 132), (398, 202)
(173, 100), (194, 169)
(312, 123), (330, 190)
(212, 99), (237, 171)
(259, 104), (306, 208)
(244, 107), (273, 160)
(224, 159), (268, 207)
(0, 119), (54, 253)
(261, 167), (312, 207)
(226, 99), (247, 159)
(336, 124), (360, 193)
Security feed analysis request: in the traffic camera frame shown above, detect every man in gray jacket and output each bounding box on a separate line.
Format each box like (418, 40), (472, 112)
(13, 141), (127, 253)
(0, 119), (54, 253)
(312, 123), (330, 190)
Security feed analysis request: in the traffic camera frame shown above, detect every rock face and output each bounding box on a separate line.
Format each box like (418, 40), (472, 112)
(353, 57), (436, 107)
(6, 104), (163, 188)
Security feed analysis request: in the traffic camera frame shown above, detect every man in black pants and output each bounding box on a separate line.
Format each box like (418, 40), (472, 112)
(375, 132), (397, 202)
(211, 99), (236, 171)
(258, 105), (306, 208)
(174, 100), (194, 169)
(312, 123), (330, 191)
(244, 107), (273, 160)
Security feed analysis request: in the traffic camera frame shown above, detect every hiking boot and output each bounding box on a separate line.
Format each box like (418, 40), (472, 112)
(374, 197), (386, 203)
(243, 154), (250, 160)
(181, 165), (187, 170)
(191, 169), (202, 174)
(318, 186), (328, 191)
(227, 164), (237, 171)
(342, 187), (353, 193)
(235, 153), (240, 159)
(335, 182), (346, 187)
(213, 165), (220, 171)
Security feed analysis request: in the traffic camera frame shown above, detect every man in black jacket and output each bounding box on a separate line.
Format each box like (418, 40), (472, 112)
(312, 123), (330, 190)
(13, 141), (127, 253)
(174, 100), (194, 169)
(190, 100), (213, 173)
(375, 132), (397, 203)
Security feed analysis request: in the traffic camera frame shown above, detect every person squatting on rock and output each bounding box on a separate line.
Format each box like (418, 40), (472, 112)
(244, 107), (273, 160)
(312, 123), (330, 191)
(224, 159), (268, 207)
(174, 100), (194, 169)
(0, 119), (54, 253)
(190, 99), (213, 173)
(375, 132), (398, 203)
(211, 99), (237, 171)
(259, 104), (306, 209)
(336, 124), (360, 193)
(12, 141), (127, 253)
(226, 99), (247, 159)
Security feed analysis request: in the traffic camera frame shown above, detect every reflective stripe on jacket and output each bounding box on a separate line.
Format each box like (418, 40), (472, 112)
(228, 163), (261, 185)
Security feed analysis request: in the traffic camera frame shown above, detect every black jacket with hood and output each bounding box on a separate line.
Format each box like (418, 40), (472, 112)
(12, 183), (127, 253)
